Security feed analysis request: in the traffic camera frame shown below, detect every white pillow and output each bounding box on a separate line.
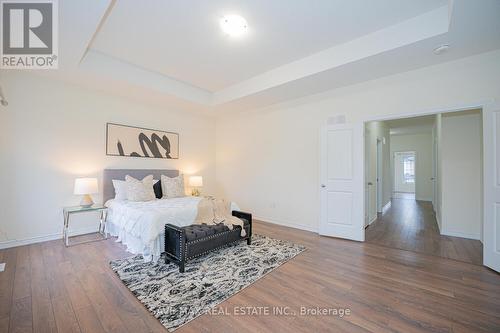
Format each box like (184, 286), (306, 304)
(112, 180), (128, 201)
(161, 174), (185, 199)
(125, 175), (156, 202)
(113, 179), (159, 200)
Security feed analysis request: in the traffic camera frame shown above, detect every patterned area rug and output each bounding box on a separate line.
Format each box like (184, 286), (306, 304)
(110, 234), (306, 331)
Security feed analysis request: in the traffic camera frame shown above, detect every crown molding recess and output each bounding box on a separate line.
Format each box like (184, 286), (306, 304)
(77, 4), (450, 108)
(213, 6), (449, 105)
(80, 50), (213, 105)
(58, 0), (113, 69)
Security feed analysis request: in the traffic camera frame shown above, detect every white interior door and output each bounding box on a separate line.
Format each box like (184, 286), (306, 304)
(483, 103), (500, 272)
(432, 131), (437, 211)
(365, 128), (371, 226)
(377, 139), (383, 212)
(320, 123), (364, 241)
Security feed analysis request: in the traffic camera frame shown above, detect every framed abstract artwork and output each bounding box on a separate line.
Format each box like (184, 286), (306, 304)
(106, 123), (179, 159)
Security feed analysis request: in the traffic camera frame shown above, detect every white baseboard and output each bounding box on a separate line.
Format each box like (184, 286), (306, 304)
(368, 215), (377, 226)
(382, 201), (391, 214)
(435, 214), (441, 233)
(0, 226), (101, 250)
(253, 215), (317, 233)
(441, 228), (480, 240)
(416, 197), (432, 202)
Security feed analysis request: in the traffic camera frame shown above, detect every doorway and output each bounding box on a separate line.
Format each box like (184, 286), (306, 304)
(320, 104), (498, 272)
(364, 110), (484, 265)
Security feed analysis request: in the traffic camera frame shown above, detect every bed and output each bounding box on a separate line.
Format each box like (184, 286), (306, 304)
(103, 169), (239, 262)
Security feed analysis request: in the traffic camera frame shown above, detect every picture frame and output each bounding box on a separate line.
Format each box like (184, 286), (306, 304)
(106, 123), (179, 159)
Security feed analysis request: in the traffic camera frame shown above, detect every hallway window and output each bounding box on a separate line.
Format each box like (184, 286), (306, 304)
(403, 155), (415, 183)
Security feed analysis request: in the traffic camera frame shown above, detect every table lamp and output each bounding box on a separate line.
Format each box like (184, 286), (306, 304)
(74, 178), (98, 207)
(189, 176), (203, 196)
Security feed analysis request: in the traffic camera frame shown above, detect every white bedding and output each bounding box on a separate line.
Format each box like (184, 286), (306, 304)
(105, 196), (239, 262)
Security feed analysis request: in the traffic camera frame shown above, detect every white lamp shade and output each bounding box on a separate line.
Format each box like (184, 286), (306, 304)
(74, 178), (98, 195)
(189, 176), (203, 187)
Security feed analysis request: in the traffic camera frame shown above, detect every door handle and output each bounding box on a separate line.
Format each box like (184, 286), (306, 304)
(367, 182), (373, 186)
(321, 184), (326, 188)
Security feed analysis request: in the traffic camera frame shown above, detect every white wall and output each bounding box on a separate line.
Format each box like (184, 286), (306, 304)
(440, 110), (483, 240)
(390, 133), (433, 200)
(0, 71), (216, 248)
(365, 121), (391, 225)
(216, 50), (500, 232)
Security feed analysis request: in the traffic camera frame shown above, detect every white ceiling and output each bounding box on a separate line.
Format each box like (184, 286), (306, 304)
(17, 0), (500, 115)
(90, 0), (447, 92)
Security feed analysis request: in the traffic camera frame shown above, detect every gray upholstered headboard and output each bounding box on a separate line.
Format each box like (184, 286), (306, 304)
(102, 169), (179, 203)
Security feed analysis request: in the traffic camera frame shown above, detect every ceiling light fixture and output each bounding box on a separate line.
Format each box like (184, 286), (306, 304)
(220, 15), (248, 37)
(433, 44), (450, 55)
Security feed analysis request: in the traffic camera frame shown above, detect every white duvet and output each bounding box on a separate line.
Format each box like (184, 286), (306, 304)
(105, 196), (239, 262)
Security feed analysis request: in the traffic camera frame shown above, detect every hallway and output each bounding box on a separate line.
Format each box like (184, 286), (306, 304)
(365, 197), (483, 265)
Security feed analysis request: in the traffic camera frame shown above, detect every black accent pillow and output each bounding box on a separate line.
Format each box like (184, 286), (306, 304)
(153, 180), (163, 199)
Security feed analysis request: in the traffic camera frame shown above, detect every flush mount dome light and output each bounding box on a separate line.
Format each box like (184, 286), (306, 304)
(220, 15), (248, 37)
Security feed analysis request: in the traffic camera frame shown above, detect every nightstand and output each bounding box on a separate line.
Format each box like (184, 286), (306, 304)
(63, 205), (108, 246)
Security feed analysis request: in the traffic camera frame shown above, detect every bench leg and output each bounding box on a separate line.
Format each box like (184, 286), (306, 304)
(247, 237), (252, 245)
(179, 262), (185, 273)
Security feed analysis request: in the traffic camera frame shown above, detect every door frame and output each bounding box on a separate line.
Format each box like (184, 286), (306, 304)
(359, 99), (492, 267)
(482, 101), (500, 271)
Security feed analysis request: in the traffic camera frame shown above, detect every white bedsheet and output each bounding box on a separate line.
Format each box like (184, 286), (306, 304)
(105, 197), (239, 262)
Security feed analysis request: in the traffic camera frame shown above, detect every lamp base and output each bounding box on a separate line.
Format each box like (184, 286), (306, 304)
(191, 188), (201, 197)
(80, 194), (94, 207)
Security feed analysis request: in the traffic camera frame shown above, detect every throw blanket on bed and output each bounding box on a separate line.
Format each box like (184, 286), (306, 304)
(194, 198), (246, 237)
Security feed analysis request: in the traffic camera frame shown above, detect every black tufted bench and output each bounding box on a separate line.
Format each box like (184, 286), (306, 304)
(164, 211), (252, 272)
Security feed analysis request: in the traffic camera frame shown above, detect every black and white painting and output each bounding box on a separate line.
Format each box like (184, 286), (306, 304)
(106, 123), (179, 159)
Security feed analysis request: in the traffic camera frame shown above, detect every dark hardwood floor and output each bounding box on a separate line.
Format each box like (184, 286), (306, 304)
(366, 196), (483, 265)
(1, 220), (499, 333)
